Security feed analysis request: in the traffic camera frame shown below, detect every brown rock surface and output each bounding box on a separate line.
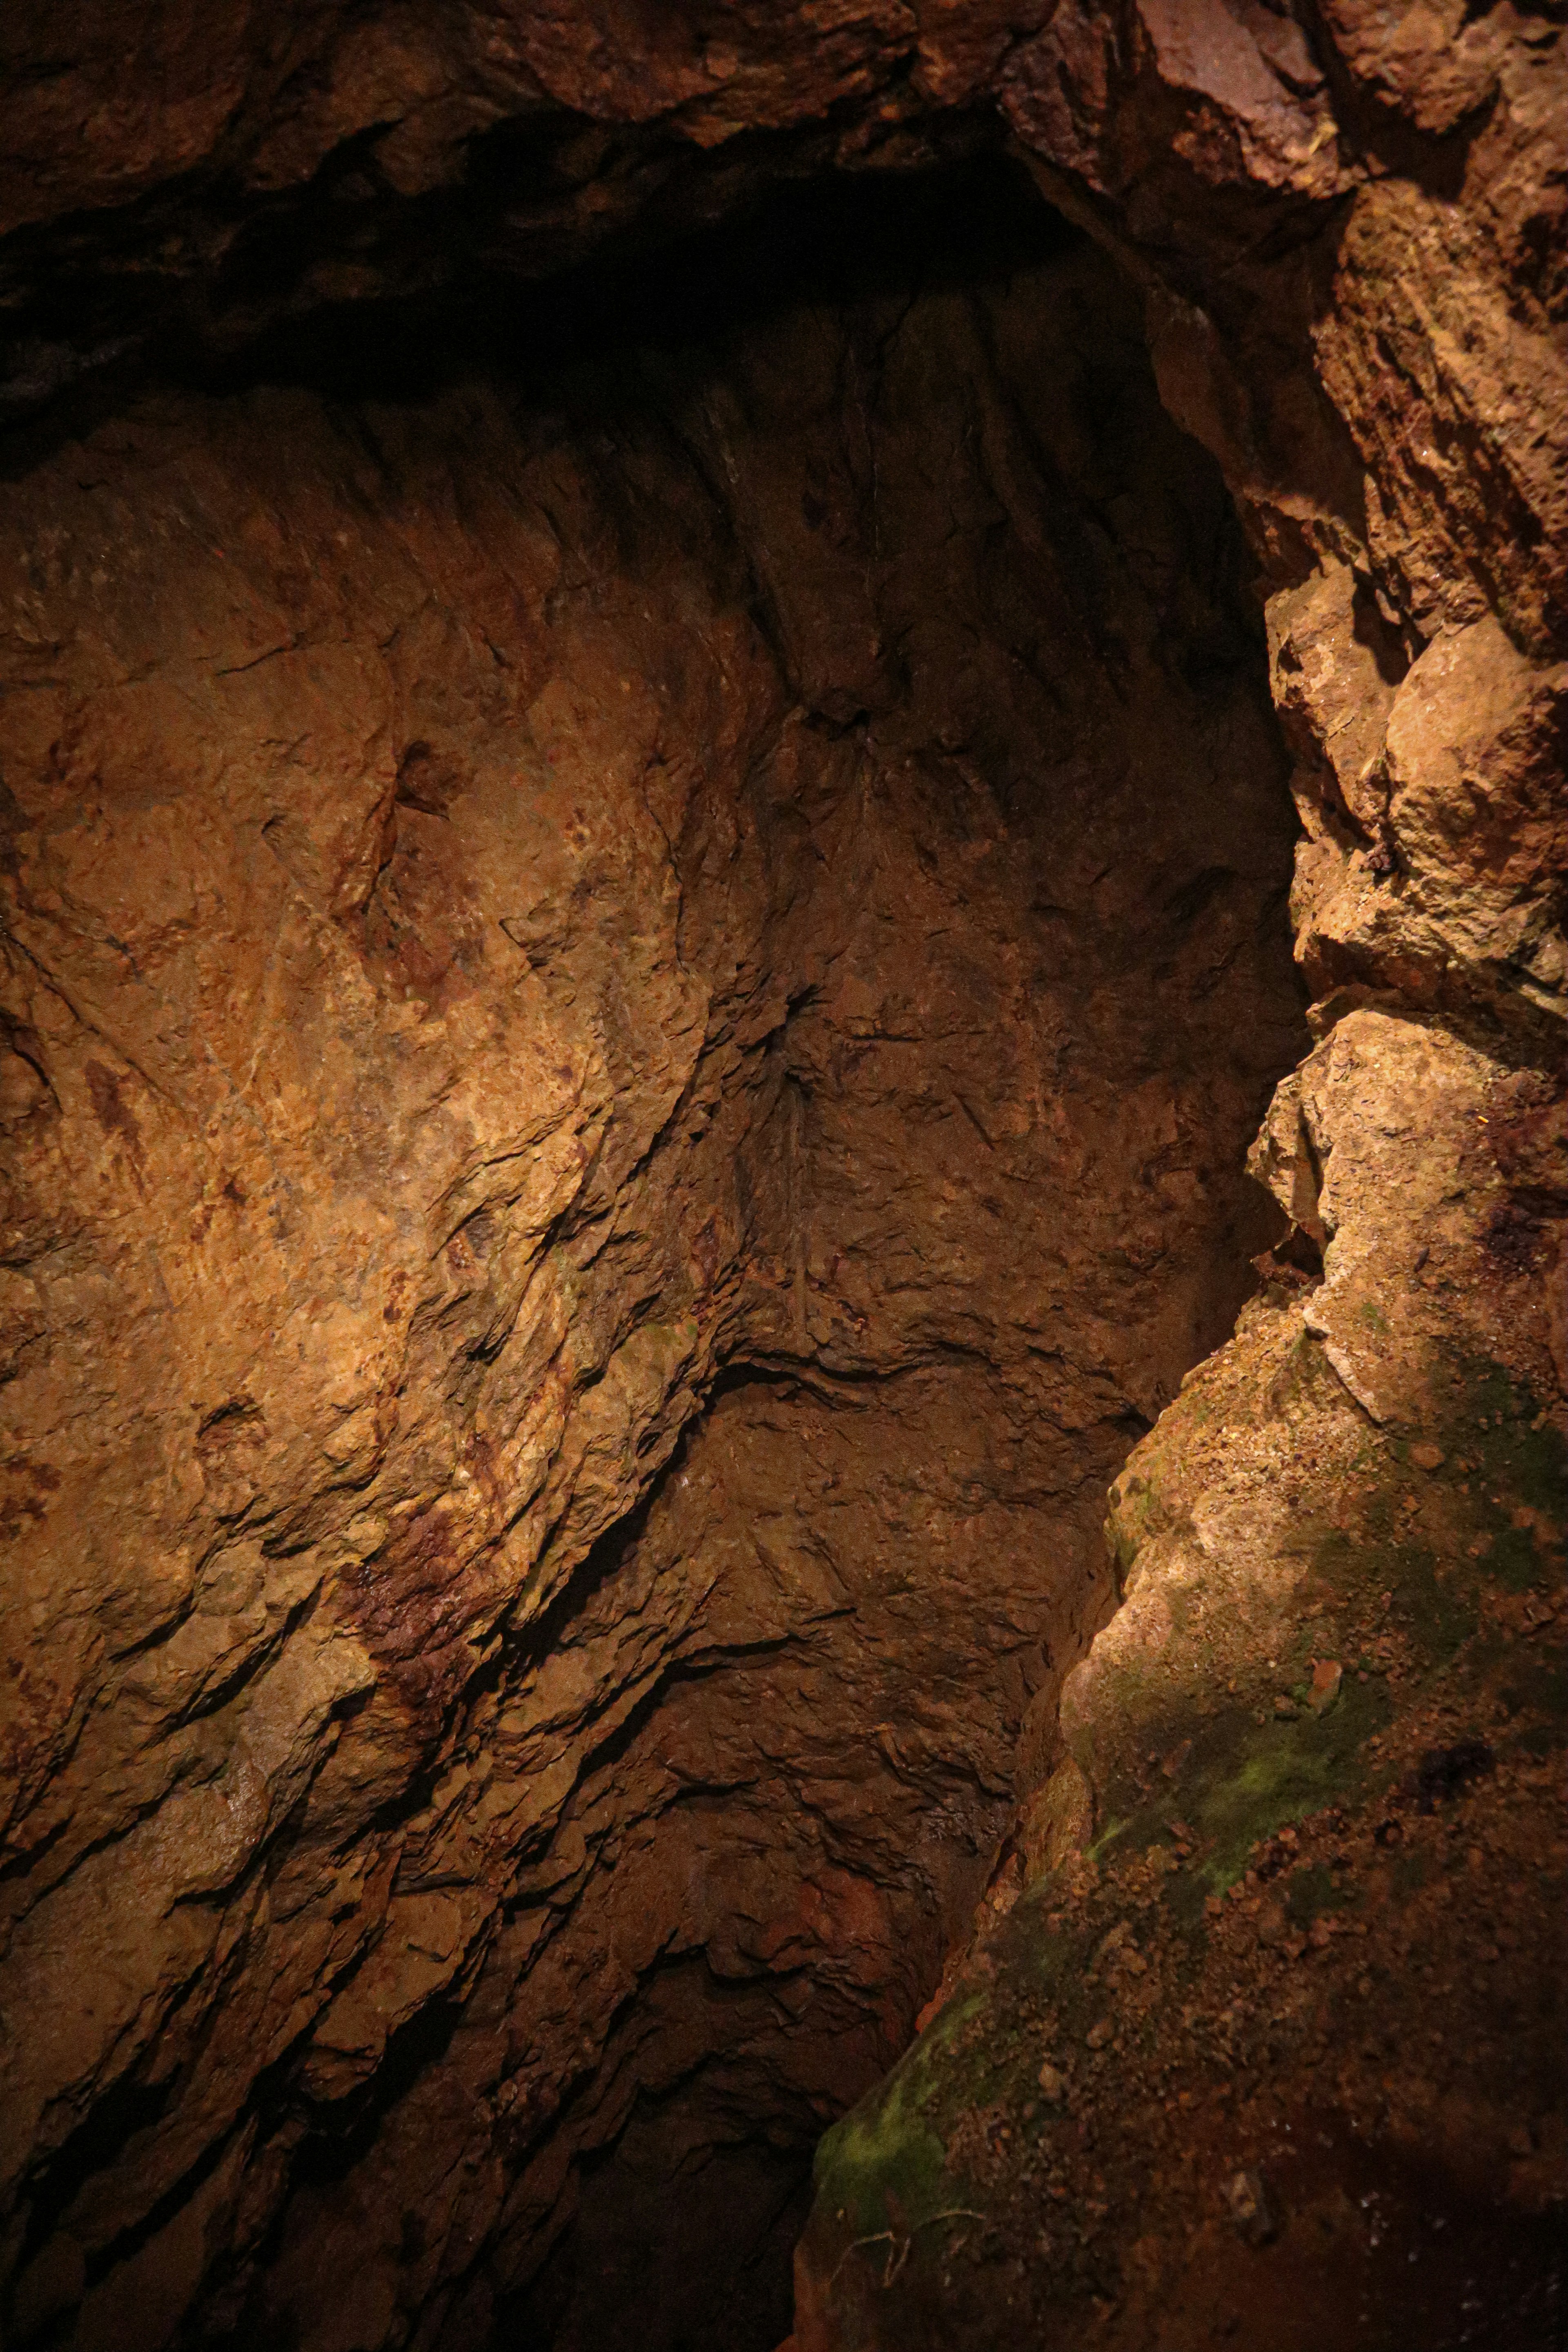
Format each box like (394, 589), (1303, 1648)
(0, 2), (1564, 2348)
(793, 1009), (1566, 2351)
(2, 183), (1303, 2350)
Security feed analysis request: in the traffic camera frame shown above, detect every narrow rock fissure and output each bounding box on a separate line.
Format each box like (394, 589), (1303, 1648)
(303, 160), (1299, 2352)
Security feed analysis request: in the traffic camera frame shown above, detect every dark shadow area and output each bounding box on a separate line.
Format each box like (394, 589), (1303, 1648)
(192, 149), (1078, 406)
(0, 95), (1003, 440)
(499, 2068), (817, 2352)
(2, 147), (1066, 472)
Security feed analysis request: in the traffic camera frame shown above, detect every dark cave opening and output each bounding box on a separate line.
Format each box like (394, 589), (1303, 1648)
(1, 151), (1307, 2352)
(196, 150), (1081, 408)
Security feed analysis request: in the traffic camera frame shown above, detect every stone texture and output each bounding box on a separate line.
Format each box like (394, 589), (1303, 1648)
(0, 201), (1301, 2351)
(780, 4), (1568, 2341)
(0, 2), (1564, 2348)
(794, 1010), (1566, 2348)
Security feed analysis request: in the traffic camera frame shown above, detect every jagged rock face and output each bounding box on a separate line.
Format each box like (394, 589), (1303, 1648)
(0, 184), (1305, 2352)
(4, 0), (1563, 1038)
(795, 1006), (1568, 2352)
(2, 6), (1564, 2350)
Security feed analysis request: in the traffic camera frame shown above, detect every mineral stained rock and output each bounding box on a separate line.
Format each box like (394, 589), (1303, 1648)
(777, 6), (1568, 2348)
(2, 178), (1302, 2352)
(0, 4), (1564, 2351)
(795, 1012), (1566, 2348)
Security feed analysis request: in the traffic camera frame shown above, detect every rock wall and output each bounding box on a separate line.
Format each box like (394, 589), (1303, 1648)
(0, 5), (1563, 2350)
(1, 177), (1304, 2351)
(795, 1011), (1566, 2350)
(782, 8), (1565, 2347)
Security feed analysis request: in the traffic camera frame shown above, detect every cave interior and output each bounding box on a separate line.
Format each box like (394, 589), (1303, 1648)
(2, 47), (1563, 2352)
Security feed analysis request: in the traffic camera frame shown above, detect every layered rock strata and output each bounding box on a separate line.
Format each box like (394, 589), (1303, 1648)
(1, 3), (1564, 2348)
(1, 189), (1302, 2351)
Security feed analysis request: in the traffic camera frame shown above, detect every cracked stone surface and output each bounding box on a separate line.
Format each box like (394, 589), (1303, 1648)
(1, 182), (1303, 2351)
(0, 4), (1564, 2350)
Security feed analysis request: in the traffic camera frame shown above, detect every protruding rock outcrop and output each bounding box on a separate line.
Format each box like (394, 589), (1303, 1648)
(796, 1011), (1565, 2347)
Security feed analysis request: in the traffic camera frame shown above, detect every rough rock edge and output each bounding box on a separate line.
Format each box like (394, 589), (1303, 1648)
(788, 0), (1568, 2340)
(0, 1), (1564, 2345)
